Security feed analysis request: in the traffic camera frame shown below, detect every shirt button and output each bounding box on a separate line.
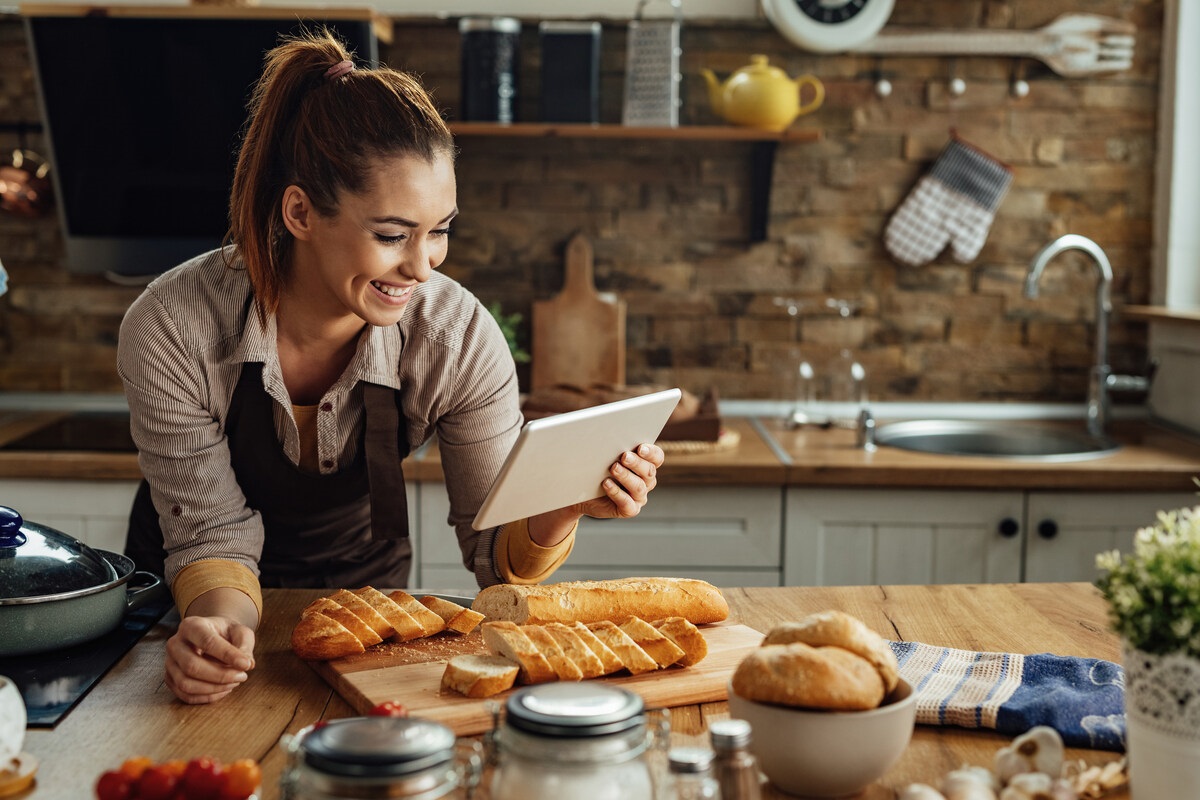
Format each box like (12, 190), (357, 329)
(171, 505), (182, 517)
(321, 459), (334, 469)
(320, 402), (333, 412)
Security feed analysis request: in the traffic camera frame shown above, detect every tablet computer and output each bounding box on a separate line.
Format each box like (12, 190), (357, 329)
(472, 388), (682, 530)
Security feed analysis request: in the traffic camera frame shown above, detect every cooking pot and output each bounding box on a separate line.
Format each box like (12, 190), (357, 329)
(0, 505), (162, 657)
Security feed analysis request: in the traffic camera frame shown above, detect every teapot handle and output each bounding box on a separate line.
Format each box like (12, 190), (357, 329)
(795, 75), (826, 117)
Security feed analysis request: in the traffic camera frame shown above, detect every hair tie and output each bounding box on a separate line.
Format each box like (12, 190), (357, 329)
(324, 60), (355, 81)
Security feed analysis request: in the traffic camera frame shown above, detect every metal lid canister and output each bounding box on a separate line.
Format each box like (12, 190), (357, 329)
(458, 16), (521, 123)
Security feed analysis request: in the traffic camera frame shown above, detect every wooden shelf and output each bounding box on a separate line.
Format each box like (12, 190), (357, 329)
(1121, 304), (1200, 327)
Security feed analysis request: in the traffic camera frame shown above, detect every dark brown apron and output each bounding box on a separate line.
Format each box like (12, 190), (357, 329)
(126, 362), (412, 589)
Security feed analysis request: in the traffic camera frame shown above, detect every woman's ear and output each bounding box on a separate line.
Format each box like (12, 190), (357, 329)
(281, 185), (314, 241)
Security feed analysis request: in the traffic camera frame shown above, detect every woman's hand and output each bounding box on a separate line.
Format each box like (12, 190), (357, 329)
(579, 442), (665, 520)
(164, 615), (256, 704)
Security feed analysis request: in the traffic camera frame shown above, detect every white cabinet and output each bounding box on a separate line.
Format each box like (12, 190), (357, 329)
(416, 482), (784, 589)
(0, 478), (141, 553)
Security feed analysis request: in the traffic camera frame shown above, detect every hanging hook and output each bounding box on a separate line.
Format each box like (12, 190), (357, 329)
(873, 57), (892, 99)
(1010, 58), (1030, 98)
(948, 58), (966, 97)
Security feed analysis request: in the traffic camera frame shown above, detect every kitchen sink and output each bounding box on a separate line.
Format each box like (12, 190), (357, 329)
(874, 419), (1120, 462)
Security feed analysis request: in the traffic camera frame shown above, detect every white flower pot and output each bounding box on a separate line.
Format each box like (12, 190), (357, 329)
(1122, 644), (1200, 798)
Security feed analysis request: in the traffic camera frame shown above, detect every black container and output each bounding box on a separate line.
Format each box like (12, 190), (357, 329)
(459, 17), (521, 123)
(539, 21), (601, 124)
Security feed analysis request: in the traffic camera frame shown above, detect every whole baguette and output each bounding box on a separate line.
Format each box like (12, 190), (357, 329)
(472, 577), (729, 625)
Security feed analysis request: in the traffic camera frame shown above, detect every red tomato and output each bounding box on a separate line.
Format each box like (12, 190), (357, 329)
(96, 770), (134, 800)
(119, 756), (154, 782)
(217, 759), (262, 800)
(368, 701), (409, 717)
(161, 760), (189, 779)
(181, 756), (225, 800)
(138, 765), (181, 800)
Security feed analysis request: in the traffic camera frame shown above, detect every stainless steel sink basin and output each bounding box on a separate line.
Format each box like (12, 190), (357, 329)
(875, 419), (1120, 462)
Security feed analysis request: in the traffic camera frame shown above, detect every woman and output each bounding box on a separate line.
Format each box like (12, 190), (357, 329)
(117, 30), (665, 705)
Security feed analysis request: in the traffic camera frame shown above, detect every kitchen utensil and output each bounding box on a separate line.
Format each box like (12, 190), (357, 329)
(531, 232), (626, 391)
(0, 148), (53, 219)
(539, 21), (601, 123)
(855, 13), (1136, 77)
(701, 55), (824, 132)
(0, 505), (162, 657)
(622, 0), (682, 127)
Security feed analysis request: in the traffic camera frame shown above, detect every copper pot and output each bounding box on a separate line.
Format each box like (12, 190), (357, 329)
(0, 149), (54, 218)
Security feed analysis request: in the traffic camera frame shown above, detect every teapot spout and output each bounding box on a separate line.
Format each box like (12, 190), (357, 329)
(700, 68), (724, 116)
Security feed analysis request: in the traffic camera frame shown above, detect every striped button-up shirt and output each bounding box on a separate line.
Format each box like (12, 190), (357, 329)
(117, 247), (522, 589)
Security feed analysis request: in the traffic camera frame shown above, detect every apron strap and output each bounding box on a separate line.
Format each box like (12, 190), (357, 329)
(362, 382), (411, 541)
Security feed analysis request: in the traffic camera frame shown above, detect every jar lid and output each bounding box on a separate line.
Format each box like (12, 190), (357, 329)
(505, 683), (645, 738)
(300, 717), (456, 779)
(459, 17), (521, 35)
(0, 505), (118, 600)
(709, 718), (752, 750)
(668, 747), (715, 774)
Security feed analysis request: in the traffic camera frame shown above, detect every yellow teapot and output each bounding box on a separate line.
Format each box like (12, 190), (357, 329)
(701, 55), (825, 132)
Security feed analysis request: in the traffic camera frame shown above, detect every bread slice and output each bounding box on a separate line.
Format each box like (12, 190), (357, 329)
(419, 595), (486, 635)
(354, 587), (424, 642)
(651, 617), (709, 667)
(521, 625), (584, 681)
(388, 590), (447, 637)
(330, 589), (394, 639)
(586, 620), (659, 675)
(291, 611), (366, 660)
(304, 597), (382, 646)
(545, 623), (606, 678)
(441, 654), (519, 698)
(620, 617), (685, 668)
(481, 621), (557, 684)
(571, 621), (625, 675)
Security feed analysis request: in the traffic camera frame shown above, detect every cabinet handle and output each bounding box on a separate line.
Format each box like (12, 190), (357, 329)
(997, 517), (1020, 538)
(1037, 519), (1059, 539)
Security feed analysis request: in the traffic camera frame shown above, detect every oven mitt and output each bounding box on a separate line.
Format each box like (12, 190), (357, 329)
(884, 137), (1013, 267)
(890, 640), (1126, 751)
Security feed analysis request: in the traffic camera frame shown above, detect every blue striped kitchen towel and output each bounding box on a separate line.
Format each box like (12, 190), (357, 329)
(889, 641), (1126, 751)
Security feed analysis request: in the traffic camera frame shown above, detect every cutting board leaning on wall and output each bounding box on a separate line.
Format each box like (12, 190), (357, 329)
(531, 232), (627, 390)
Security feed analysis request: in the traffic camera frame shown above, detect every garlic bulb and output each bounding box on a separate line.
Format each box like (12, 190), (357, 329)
(995, 726), (1065, 784)
(998, 772), (1076, 800)
(941, 765), (1000, 799)
(898, 785), (947, 800)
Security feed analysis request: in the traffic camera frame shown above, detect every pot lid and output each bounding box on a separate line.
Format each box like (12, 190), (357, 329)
(0, 505), (118, 599)
(299, 717), (456, 778)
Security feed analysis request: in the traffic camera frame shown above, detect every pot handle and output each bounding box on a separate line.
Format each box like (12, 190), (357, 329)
(125, 571), (165, 613)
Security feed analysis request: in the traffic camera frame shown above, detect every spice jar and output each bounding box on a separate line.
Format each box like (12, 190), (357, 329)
(710, 718), (762, 800)
(490, 683), (668, 800)
(279, 716), (481, 799)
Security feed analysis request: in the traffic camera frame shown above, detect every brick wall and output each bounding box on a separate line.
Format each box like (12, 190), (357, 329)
(0, 0), (1161, 403)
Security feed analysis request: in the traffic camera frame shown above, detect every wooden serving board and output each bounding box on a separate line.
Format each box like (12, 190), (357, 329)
(310, 621), (764, 736)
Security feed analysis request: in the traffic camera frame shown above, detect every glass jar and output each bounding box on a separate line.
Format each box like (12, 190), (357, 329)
(490, 683), (668, 800)
(279, 716), (481, 800)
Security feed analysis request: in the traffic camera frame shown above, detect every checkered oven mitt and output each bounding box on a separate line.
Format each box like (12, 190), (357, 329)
(884, 137), (1013, 266)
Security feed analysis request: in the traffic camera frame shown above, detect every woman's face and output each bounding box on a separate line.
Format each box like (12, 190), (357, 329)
(288, 150), (458, 328)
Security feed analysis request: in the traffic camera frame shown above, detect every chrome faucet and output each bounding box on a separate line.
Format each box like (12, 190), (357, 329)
(1025, 234), (1149, 440)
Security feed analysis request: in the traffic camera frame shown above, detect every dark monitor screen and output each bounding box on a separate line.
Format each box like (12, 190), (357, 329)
(25, 14), (378, 276)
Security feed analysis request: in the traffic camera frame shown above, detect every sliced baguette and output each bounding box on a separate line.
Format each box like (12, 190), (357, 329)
(586, 620), (659, 675)
(543, 623), (606, 679)
(291, 611), (366, 660)
(620, 617), (685, 668)
(419, 595), (486, 635)
(330, 589), (394, 639)
(571, 621), (625, 675)
(388, 590), (447, 637)
(481, 621), (557, 684)
(353, 586), (425, 642)
(304, 597), (382, 646)
(472, 577), (729, 625)
(441, 654), (519, 698)
(522, 625), (585, 681)
(651, 617), (709, 667)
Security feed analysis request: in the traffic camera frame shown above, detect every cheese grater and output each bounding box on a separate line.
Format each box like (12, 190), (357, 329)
(622, 0), (682, 127)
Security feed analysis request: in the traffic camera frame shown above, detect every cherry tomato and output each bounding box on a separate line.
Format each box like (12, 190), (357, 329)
(368, 700), (409, 717)
(217, 759), (262, 800)
(181, 756), (225, 800)
(138, 764), (181, 800)
(96, 770), (134, 800)
(119, 756), (154, 782)
(161, 759), (189, 779)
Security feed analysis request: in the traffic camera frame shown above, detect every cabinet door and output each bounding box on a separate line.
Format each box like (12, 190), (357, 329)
(0, 479), (141, 553)
(1025, 491), (1199, 583)
(785, 489), (1024, 586)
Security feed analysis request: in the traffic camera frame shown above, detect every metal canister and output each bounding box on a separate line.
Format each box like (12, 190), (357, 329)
(280, 716), (481, 799)
(459, 17), (521, 123)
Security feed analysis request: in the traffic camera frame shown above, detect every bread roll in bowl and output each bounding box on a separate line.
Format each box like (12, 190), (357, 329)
(732, 642), (886, 711)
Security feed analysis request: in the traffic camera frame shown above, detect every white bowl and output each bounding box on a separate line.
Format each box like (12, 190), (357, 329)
(726, 677), (916, 798)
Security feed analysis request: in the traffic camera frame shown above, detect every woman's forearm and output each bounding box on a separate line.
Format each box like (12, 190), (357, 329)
(184, 587), (261, 630)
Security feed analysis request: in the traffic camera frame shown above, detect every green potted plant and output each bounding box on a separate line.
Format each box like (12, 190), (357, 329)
(1095, 489), (1200, 797)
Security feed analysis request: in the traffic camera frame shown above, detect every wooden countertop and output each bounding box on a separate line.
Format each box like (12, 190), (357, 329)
(1, 410), (1198, 492)
(22, 583), (1127, 799)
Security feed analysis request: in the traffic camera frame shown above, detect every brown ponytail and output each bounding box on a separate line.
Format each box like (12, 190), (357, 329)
(225, 27), (455, 320)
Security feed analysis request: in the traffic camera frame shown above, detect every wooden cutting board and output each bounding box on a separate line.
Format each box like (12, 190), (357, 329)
(531, 232), (626, 391)
(310, 621), (764, 736)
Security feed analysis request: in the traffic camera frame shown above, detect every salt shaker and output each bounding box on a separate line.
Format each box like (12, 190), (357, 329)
(709, 718), (762, 800)
(668, 747), (720, 800)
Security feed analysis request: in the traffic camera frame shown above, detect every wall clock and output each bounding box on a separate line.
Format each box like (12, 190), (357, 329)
(761, 0), (895, 53)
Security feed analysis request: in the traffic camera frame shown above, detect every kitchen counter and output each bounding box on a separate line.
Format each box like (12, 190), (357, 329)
(21, 582), (1128, 799)
(2, 410), (1199, 490)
